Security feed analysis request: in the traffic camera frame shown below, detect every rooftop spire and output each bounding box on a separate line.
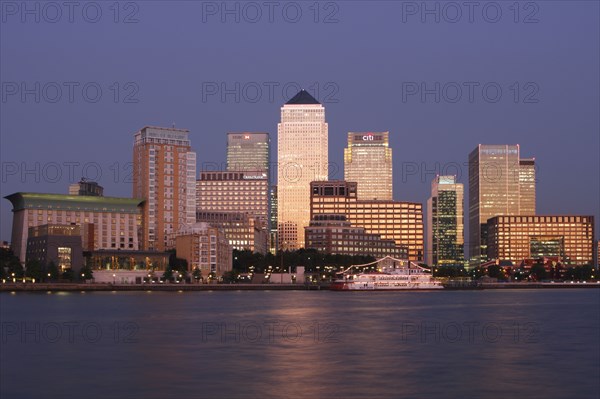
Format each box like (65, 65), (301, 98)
(286, 89), (320, 105)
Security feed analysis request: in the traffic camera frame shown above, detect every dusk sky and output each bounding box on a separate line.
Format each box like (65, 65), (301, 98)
(1, 1), (599, 242)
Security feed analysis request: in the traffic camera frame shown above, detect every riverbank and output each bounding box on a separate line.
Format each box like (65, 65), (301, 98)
(0, 283), (327, 292)
(1, 281), (599, 292)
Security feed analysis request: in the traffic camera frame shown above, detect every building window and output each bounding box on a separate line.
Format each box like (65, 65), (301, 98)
(57, 247), (72, 272)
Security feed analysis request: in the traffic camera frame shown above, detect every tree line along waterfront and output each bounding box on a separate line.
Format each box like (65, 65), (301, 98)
(1, 247), (597, 285)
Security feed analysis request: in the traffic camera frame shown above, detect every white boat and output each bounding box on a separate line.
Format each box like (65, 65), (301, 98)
(330, 256), (444, 291)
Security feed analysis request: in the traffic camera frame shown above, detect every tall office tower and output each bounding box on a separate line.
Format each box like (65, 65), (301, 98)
(468, 144), (535, 266)
(226, 132), (270, 173)
(427, 176), (464, 267)
(269, 186), (278, 254)
(519, 158), (536, 215)
(344, 132), (392, 200)
(133, 126), (197, 251)
(310, 181), (424, 261)
(277, 90), (328, 250)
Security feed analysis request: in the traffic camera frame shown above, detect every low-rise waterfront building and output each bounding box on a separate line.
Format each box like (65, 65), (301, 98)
(175, 222), (232, 276)
(196, 211), (267, 254)
(26, 224), (84, 272)
(486, 215), (595, 266)
(196, 170), (269, 253)
(305, 214), (407, 258)
(310, 181), (424, 261)
(5, 192), (144, 263)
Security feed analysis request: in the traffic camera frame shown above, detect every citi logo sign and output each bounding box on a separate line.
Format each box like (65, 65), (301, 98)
(362, 134), (374, 141)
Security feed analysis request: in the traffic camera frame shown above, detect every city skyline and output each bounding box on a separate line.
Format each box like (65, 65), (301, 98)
(2, 3), (598, 398)
(2, 4), (598, 245)
(1, 107), (596, 259)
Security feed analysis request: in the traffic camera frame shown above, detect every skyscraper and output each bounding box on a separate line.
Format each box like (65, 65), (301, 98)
(226, 132), (270, 173)
(269, 185), (278, 254)
(277, 90), (328, 250)
(133, 126), (197, 251)
(468, 144), (535, 266)
(519, 158), (536, 215)
(344, 132), (392, 200)
(427, 175), (464, 267)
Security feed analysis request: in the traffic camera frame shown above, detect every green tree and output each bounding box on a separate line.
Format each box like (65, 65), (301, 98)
(530, 263), (547, 281)
(487, 265), (505, 280)
(62, 268), (75, 281)
(192, 267), (202, 283)
(0, 248), (24, 278)
(25, 260), (44, 281)
(222, 270), (236, 283)
(168, 251), (188, 273)
(79, 265), (94, 281)
(46, 261), (60, 281)
(162, 266), (174, 282)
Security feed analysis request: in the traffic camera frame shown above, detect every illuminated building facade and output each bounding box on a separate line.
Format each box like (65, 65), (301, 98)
(133, 126), (197, 251)
(196, 211), (267, 254)
(305, 214), (407, 258)
(175, 222), (232, 275)
(269, 185), (278, 254)
(344, 132), (392, 200)
(519, 158), (536, 215)
(277, 90), (328, 250)
(487, 215), (594, 266)
(427, 176), (464, 266)
(196, 171), (268, 223)
(5, 192), (143, 263)
(196, 171), (268, 253)
(226, 132), (270, 173)
(310, 181), (424, 261)
(26, 224), (84, 272)
(468, 145), (536, 266)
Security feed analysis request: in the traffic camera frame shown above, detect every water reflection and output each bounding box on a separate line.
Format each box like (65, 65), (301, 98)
(1, 290), (598, 398)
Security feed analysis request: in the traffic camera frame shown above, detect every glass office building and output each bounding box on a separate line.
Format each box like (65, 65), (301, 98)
(344, 132), (392, 200)
(427, 176), (464, 267)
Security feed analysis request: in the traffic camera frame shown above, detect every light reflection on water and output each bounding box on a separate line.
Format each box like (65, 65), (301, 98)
(1, 290), (598, 399)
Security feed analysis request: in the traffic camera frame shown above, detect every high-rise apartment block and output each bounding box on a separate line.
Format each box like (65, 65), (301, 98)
(427, 175), (464, 267)
(344, 132), (392, 200)
(277, 90), (328, 250)
(468, 145), (535, 265)
(310, 181), (424, 261)
(133, 126), (197, 251)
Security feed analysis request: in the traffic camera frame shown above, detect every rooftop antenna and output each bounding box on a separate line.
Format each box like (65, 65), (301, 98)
(172, 122), (176, 128)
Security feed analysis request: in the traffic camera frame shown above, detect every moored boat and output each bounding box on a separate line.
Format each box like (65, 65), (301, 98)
(330, 256), (444, 291)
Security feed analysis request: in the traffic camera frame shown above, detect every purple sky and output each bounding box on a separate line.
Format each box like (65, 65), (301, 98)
(1, 1), (599, 244)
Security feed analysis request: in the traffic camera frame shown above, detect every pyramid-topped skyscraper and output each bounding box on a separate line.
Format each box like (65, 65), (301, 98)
(277, 90), (328, 250)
